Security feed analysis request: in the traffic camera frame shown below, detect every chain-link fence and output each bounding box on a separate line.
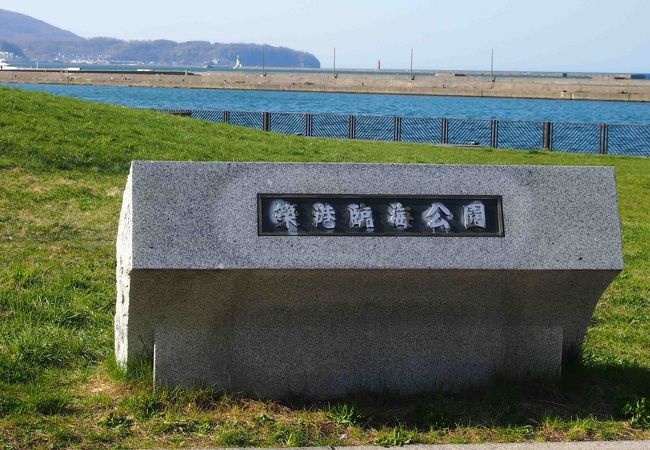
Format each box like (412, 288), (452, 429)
(152, 108), (650, 157)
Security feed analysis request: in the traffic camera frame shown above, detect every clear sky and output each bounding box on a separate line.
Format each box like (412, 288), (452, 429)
(4, 0), (649, 72)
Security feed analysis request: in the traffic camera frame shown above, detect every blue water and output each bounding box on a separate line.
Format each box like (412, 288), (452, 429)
(5, 82), (650, 125)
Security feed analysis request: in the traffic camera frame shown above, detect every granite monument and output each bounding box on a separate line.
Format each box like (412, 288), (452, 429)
(115, 161), (623, 398)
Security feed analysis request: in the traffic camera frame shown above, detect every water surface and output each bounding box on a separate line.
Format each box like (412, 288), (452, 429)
(5, 82), (650, 125)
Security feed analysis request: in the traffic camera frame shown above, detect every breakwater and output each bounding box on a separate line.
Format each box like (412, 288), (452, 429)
(2, 69), (650, 102)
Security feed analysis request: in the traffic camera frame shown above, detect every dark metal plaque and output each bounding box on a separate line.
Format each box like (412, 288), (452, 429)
(258, 194), (504, 237)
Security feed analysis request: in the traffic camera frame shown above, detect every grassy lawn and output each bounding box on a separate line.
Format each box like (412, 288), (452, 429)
(0, 86), (649, 449)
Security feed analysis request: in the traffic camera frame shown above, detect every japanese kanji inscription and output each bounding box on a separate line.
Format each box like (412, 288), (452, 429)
(258, 194), (504, 236)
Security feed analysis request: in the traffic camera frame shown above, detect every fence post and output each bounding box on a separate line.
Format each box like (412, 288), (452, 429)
(441, 118), (449, 144)
(600, 123), (609, 155)
(223, 111), (230, 124)
(490, 120), (499, 148)
(394, 116), (402, 142)
(305, 113), (313, 137)
(543, 121), (553, 150)
(348, 115), (356, 139)
(263, 112), (271, 131)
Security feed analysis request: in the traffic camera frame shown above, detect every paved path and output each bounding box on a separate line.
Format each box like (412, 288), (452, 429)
(178, 442), (650, 450)
(349, 443), (650, 449)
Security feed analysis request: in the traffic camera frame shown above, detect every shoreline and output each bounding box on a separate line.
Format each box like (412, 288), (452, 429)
(2, 69), (650, 102)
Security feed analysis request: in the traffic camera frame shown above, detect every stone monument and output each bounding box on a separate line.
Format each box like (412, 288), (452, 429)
(115, 162), (623, 399)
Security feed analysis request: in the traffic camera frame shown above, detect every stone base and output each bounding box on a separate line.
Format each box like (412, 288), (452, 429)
(154, 324), (563, 398)
(122, 269), (617, 399)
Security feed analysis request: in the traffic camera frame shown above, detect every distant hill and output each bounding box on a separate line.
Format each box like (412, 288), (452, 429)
(0, 9), (83, 44)
(0, 9), (320, 68)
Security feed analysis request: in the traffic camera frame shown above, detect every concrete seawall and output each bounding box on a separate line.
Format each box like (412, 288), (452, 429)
(2, 69), (650, 102)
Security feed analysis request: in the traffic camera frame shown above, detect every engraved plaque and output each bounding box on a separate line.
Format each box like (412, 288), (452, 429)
(258, 194), (504, 236)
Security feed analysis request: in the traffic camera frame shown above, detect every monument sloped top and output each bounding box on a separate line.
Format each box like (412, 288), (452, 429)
(121, 161), (623, 271)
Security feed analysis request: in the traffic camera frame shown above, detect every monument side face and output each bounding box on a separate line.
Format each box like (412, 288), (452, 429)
(115, 170), (134, 365)
(115, 162), (623, 398)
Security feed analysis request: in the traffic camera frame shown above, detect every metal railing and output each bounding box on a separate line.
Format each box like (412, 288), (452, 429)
(153, 108), (650, 157)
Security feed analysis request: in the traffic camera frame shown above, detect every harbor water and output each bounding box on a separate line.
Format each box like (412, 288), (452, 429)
(4, 82), (650, 125)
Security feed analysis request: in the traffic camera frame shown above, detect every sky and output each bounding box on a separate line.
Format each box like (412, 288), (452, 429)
(4, 0), (649, 72)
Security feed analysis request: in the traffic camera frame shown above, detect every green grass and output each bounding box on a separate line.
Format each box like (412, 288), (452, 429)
(0, 85), (649, 448)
